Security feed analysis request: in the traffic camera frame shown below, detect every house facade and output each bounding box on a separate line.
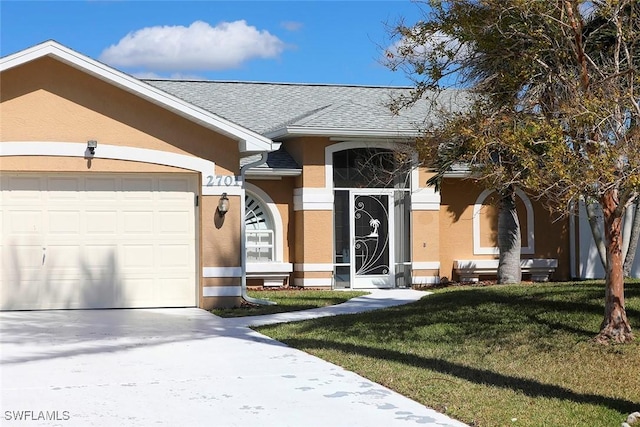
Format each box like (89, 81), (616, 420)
(1, 41), (637, 311)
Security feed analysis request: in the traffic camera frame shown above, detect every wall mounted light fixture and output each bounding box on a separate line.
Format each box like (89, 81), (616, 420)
(87, 140), (98, 155)
(218, 193), (229, 216)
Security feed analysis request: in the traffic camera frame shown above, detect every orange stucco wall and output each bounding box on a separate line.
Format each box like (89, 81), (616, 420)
(282, 137), (329, 188)
(0, 57), (239, 174)
(296, 211), (333, 262)
(439, 178), (570, 281)
(412, 210), (440, 262)
(283, 137), (336, 282)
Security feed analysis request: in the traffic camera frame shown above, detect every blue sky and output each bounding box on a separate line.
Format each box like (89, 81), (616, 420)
(1, 1), (425, 86)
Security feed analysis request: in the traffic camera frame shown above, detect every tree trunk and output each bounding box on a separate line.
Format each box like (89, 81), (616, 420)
(497, 187), (521, 284)
(596, 190), (634, 344)
(623, 197), (640, 278)
(585, 200), (607, 269)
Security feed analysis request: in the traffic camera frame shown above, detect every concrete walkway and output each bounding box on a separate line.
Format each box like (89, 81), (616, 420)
(0, 290), (468, 427)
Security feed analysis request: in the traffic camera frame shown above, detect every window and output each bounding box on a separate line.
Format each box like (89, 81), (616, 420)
(333, 148), (410, 189)
(245, 193), (274, 262)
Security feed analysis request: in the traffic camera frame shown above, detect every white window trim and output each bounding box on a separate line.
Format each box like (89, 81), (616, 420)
(245, 183), (285, 263)
(324, 140), (419, 192)
(473, 188), (535, 255)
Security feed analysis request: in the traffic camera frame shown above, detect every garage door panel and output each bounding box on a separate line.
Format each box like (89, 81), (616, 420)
(120, 278), (155, 306)
(155, 278), (192, 304)
(7, 210), (44, 235)
(48, 177), (81, 195)
(1, 173), (197, 310)
(159, 211), (191, 233)
(48, 211), (82, 234)
(2, 282), (42, 310)
(122, 177), (154, 195)
(159, 177), (190, 192)
(123, 211), (155, 234)
(85, 177), (117, 194)
(5, 176), (43, 195)
(44, 245), (85, 274)
(85, 211), (118, 234)
(41, 278), (83, 306)
(158, 244), (191, 267)
(122, 245), (155, 269)
(3, 244), (43, 270)
(82, 245), (119, 266)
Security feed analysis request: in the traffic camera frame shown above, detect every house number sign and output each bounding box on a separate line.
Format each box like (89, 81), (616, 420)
(205, 175), (241, 187)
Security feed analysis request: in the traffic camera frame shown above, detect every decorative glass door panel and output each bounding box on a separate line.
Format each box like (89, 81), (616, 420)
(351, 192), (394, 288)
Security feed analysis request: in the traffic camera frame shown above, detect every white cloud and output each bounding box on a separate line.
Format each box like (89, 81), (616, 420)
(99, 20), (285, 71)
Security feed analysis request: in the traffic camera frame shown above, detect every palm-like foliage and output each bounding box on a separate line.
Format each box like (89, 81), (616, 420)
(386, 0), (640, 342)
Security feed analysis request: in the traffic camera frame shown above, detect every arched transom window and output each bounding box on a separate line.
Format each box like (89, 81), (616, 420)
(245, 193), (274, 262)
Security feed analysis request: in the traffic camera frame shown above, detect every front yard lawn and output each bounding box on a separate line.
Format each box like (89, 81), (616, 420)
(256, 281), (640, 427)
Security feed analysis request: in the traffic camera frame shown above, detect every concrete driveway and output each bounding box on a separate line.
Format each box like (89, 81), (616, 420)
(0, 290), (467, 427)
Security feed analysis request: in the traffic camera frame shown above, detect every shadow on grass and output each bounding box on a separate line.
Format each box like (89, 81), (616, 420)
(257, 282), (640, 416)
(280, 336), (639, 415)
(290, 283), (640, 345)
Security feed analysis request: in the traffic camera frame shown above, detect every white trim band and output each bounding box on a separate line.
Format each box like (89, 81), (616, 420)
(202, 286), (242, 297)
(412, 262), (441, 270)
(412, 276), (441, 285)
(294, 278), (333, 287)
(411, 188), (441, 211)
(0, 141), (224, 195)
(247, 262), (293, 274)
(203, 267), (242, 278)
(293, 188), (334, 211)
(294, 263), (335, 272)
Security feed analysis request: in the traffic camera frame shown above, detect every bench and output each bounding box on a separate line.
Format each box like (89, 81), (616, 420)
(453, 259), (558, 283)
(246, 262), (293, 287)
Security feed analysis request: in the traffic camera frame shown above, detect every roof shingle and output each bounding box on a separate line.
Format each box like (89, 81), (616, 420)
(145, 80), (466, 137)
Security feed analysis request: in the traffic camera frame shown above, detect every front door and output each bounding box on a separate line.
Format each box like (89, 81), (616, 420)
(351, 191), (394, 288)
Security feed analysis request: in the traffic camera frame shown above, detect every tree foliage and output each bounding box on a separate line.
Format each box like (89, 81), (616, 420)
(386, 0), (640, 342)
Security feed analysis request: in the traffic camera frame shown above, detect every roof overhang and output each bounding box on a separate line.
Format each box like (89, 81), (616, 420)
(264, 126), (421, 140)
(245, 168), (302, 178)
(443, 163), (472, 178)
(0, 40), (274, 153)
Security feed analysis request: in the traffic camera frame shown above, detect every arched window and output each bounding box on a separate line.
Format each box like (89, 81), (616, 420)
(473, 188), (535, 255)
(245, 192), (274, 262)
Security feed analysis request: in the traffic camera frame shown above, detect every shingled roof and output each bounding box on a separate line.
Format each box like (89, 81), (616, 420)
(145, 80), (466, 139)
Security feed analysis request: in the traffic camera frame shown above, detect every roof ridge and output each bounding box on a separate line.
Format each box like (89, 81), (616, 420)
(142, 79), (414, 90)
(263, 104), (334, 134)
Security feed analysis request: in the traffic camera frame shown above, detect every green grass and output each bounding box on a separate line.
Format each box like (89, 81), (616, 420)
(256, 281), (640, 427)
(211, 289), (369, 317)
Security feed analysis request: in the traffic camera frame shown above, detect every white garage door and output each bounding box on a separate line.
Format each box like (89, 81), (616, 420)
(1, 173), (197, 310)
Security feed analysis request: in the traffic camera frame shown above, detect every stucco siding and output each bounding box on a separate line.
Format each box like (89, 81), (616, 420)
(0, 57), (239, 175)
(439, 178), (570, 281)
(412, 210), (440, 262)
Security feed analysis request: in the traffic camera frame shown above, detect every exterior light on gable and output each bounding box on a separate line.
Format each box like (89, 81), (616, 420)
(218, 193), (229, 217)
(87, 140), (97, 155)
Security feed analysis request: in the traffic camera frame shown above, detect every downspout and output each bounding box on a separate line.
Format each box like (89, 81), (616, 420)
(239, 146), (280, 305)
